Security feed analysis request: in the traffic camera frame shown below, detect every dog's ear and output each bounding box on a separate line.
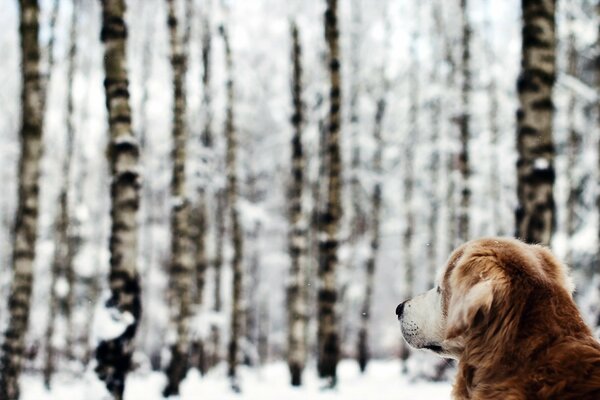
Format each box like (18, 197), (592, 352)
(445, 280), (495, 339)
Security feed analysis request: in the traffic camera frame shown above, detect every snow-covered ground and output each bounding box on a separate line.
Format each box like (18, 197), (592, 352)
(22, 360), (452, 399)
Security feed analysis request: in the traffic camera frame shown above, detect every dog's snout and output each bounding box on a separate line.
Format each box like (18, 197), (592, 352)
(396, 301), (406, 318)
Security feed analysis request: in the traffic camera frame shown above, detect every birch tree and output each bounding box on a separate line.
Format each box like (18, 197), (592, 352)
(287, 21), (307, 387)
(458, 0), (471, 243)
(357, 96), (385, 373)
(317, 0), (342, 386)
(163, 0), (195, 395)
(565, 9), (580, 265)
(94, 0), (142, 398)
(515, 0), (557, 246)
(0, 1), (44, 398)
(220, 23), (245, 391)
(44, 0), (79, 386)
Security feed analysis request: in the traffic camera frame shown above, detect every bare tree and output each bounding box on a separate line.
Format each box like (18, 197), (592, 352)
(94, 1), (142, 398)
(357, 96), (386, 373)
(189, 1), (212, 375)
(403, 1), (421, 302)
(287, 21), (307, 387)
(220, 23), (245, 391)
(457, 0), (471, 243)
(209, 189), (226, 369)
(317, 0), (342, 386)
(0, 1), (44, 398)
(515, 0), (557, 246)
(163, 0), (195, 395)
(565, 8), (580, 265)
(44, 0), (79, 386)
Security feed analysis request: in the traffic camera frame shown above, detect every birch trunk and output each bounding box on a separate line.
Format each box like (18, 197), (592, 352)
(565, 15), (579, 266)
(209, 189), (225, 369)
(432, 1), (458, 255)
(317, 0), (342, 385)
(0, 1), (44, 398)
(458, 0), (471, 243)
(44, 2), (79, 386)
(428, 2), (443, 288)
(357, 97), (385, 373)
(220, 23), (245, 391)
(287, 22), (307, 387)
(163, 0), (195, 396)
(403, 3), (420, 301)
(94, 1), (142, 399)
(515, 0), (557, 246)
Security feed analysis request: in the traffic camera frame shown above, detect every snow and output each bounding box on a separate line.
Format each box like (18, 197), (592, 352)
(21, 360), (452, 400)
(533, 158), (550, 170)
(92, 298), (135, 342)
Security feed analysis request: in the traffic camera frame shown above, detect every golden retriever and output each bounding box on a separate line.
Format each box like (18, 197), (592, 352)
(396, 237), (600, 399)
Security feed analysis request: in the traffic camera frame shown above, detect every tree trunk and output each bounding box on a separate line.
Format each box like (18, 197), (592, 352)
(403, 3), (420, 301)
(0, 1), (44, 398)
(317, 0), (342, 385)
(94, 1), (142, 399)
(287, 22), (307, 387)
(432, 0), (458, 255)
(515, 0), (557, 246)
(209, 189), (226, 369)
(220, 23), (245, 391)
(189, 5), (213, 376)
(596, 0), (600, 272)
(565, 13), (579, 266)
(44, 1), (79, 386)
(358, 97), (385, 373)
(487, 67), (501, 236)
(458, 0), (471, 243)
(40, 0), (59, 114)
(428, 2), (443, 288)
(163, 0), (195, 396)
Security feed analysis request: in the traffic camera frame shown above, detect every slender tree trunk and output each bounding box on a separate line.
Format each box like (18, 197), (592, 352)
(565, 14), (579, 266)
(209, 189), (225, 369)
(0, 2), (44, 398)
(40, 0), (59, 114)
(432, 0), (458, 255)
(189, 5), (213, 376)
(287, 22), (307, 387)
(94, 1), (142, 399)
(317, 0), (342, 385)
(163, 0), (195, 395)
(403, 3), (420, 301)
(340, 0), (364, 357)
(357, 97), (385, 373)
(44, 2), (79, 386)
(220, 23), (244, 391)
(458, 0), (471, 243)
(488, 70), (501, 236)
(515, 0), (557, 246)
(596, 0), (600, 273)
(428, 3), (443, 288)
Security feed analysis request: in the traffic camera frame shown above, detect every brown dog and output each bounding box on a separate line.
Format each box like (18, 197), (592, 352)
(396, 237), (600, 399)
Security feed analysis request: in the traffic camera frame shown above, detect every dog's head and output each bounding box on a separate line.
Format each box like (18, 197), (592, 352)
(396, 237), (574, 359)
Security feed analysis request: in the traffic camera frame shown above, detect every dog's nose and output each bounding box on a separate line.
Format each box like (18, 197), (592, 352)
(396, 301), (406, 318)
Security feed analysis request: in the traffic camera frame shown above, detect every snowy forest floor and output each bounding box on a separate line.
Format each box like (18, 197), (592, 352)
(21, 359), (452, 399)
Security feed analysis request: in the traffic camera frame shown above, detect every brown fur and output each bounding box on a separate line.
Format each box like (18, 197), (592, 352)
(444, 237), (600, 400)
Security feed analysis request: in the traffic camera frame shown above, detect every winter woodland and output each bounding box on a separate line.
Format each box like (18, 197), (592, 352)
(0, 0), (599, 399)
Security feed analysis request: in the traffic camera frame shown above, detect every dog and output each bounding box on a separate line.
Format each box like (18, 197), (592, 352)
(396, 237), (600, 399)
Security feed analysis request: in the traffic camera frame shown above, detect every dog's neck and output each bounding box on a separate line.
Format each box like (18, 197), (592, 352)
(454, 286), (593, 398)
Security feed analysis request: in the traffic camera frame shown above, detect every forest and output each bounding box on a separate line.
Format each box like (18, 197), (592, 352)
(0, 0), (598, 399)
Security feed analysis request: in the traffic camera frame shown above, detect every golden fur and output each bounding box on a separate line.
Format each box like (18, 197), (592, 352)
(442, 237), (600, 400)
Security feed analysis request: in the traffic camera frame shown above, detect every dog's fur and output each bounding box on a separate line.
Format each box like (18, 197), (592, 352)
(397, 237), (600, 399)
